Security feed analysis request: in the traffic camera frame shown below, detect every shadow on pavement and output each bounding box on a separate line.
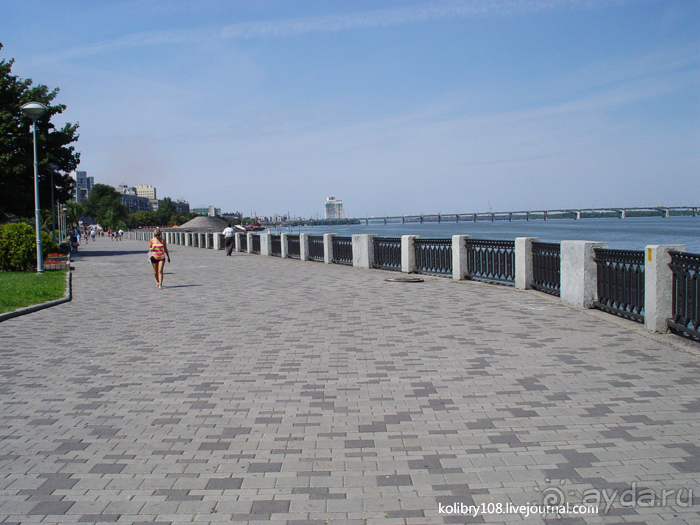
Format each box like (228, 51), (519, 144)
(75, 250), (147, 257)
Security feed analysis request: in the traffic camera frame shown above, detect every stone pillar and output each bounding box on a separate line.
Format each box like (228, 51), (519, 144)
(352, 234), (376, 269)
(184, 233), (190, 247)
(645, 244), (685, 333)
(299, 234), (309, 261)
(281, 233), (289, 259)
(234, 232), (241, 252)
(560, 241), (608, 308)
(205, 233), (212, 249)
(515, 237), (540, 290)
(323, 234), (337, 264)
(261, 233), (271, 256)
(246, 233), (253, 254)
(452, 235), (471, 280)
(213, 233), (223, 250)
(401, 235), (420, 273)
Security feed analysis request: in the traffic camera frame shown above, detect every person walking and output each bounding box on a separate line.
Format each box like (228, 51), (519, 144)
(148, 228), (170, 290)
(222, 223), (235, 256)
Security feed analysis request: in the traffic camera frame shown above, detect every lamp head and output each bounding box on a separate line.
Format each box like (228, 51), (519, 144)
(20, 101), (47, 120)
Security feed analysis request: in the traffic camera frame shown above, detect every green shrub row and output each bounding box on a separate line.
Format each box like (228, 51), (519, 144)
(0, 223), (60, 271)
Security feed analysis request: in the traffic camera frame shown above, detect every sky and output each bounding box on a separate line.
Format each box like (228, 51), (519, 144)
(2, 0), (699, 218)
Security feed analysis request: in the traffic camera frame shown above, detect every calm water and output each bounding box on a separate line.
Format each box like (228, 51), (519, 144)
(279, 216), (700, 253)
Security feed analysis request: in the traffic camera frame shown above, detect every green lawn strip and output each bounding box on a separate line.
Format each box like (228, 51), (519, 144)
(0, 270), (68, 314)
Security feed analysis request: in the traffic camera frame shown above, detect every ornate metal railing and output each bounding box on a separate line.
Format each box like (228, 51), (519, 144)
(207, 233), (213, 248)
(465, 239), (515, 284)
(593, 248), (645, 322)
(251, 235), (261, 254)
(373, 237), (401, 271)
(332, 236), (353, 265)
(287, 235), (301, 259)
(239, 234), (247, 252)
(270, 235), (282, 257)
(415, 238), (452, 276)
(308, 236), (324, 261)
(193, 234), (199, 248)
(532, 242), (561, 296)
(668, 251), (700, 340)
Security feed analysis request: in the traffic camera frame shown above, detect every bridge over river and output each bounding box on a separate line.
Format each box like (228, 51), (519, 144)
(354, 205), (698, 224)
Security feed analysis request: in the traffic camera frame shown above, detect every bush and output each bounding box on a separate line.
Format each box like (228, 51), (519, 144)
(0, 223), (60, 271)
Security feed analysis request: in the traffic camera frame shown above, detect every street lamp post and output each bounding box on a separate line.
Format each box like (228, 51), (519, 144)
(20, 101), (48, 274)
(48, 164), (58, 243)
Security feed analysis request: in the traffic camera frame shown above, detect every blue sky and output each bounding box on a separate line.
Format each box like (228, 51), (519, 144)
(2, 0), (699, 218)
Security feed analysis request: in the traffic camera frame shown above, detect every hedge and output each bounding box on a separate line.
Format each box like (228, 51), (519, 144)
(0, 223), (59, 271)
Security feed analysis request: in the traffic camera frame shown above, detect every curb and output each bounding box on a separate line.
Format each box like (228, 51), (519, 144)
(0, 267), (72, 323)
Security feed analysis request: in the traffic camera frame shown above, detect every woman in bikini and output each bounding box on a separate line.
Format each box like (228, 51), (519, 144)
(148, 228), (170, 289)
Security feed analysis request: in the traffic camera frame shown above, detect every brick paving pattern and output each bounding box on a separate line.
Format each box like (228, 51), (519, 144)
(1, 238), (698, 524)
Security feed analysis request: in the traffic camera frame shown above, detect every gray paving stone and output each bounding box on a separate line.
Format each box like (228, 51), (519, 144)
(0, 239), (698, 524)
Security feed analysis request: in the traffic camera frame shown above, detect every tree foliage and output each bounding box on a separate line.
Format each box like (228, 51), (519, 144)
(0, 43), (80, 220)
(0, 222), (59, 271)
(82, 184), (128, 231)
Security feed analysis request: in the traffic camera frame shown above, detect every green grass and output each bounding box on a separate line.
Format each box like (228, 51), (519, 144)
(0, 270), (68, 314)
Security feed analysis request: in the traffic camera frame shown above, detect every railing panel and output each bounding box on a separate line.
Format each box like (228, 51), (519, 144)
(415, 238), (452, 276)
(251, 235), (260, 254)
(308, 235), (324, 261)
(465, 239), (515, 284)
(271, 235), (282, 257)
(332, 236), (353, 265)
(373, 237), (401, 271)
(288, 235), (301, 259)
(593, 248), (645, 322)
(239, 234), (248, 252)
(532, 242), (561, 296)
(669, 251), (700, 340)
(207, 233), (213, 248)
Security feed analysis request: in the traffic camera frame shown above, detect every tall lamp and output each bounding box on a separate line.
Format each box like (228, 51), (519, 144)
(20, 102), (48, 274)
(48, 164), (59, 243)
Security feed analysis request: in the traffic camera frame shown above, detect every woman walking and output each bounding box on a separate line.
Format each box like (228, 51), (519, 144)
(148, 228), (170, 289)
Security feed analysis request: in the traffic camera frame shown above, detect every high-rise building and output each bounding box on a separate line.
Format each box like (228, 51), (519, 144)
(324, 197), (348, 219)
(134, 185), (157, 200)
(69, 171), (93, 203)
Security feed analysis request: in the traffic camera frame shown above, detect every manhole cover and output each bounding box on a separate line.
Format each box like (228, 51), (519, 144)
(384, 277), (424, 283)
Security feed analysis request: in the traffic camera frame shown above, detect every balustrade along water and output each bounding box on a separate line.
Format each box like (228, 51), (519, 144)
(332, 236), (353, 265)
(668, 250), (700, 340)
(287, 235), (301, 259)
(414, 238), (453, 276)
(593, 248), (645, 322)
(465, 239), (516, 284)
(308, 235), (325, 261)
(532, 242), (561, 296)
(373, 237), (401, 271)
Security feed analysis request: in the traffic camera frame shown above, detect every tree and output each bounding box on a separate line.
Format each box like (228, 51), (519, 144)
(0, 43), (80, 221)
(64, 201), (83, 227)
(82, 184), (128, 231)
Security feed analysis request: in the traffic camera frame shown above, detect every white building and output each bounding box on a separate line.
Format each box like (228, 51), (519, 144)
(70, 171), (93, 203)
(134, 185), (157, 200)
(324, 197), (348, 219)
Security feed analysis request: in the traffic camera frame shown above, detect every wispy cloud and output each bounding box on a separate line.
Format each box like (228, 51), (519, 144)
(220, 0), (635, 39)
(30, 0), (639, 64)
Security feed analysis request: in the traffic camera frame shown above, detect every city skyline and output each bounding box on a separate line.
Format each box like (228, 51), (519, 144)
(2, 0), (699, 218)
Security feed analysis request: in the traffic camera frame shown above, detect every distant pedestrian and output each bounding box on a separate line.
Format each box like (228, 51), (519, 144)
(222, 224), (235, 256)
(70, 229), (79, 252)
(148, 228), (170, 290)
(91, 230), (95, 242)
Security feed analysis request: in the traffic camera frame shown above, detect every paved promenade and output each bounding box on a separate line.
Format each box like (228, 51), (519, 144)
(1, 238), (698, 525)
